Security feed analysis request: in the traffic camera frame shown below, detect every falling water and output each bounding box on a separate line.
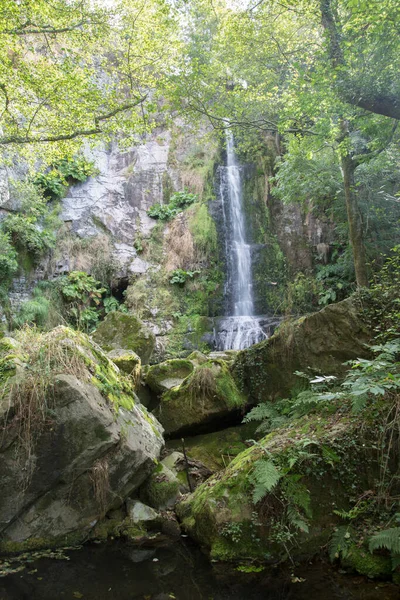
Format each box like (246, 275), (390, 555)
(213, 131), (277, 351)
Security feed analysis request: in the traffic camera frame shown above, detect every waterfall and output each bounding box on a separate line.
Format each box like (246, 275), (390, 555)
(213, 131), (278, 351)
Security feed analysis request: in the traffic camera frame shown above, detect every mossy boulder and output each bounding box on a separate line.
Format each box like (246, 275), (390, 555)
(153, 360), (247, 436)
(139, 463), (182, 510)
(92, 312), (156, 364)
(342, 544), (392, 579)
(146, 358), (194, 396)
(107, 348), (141, 385)
(232, 297), (371, 403)
(0, 326), (164, 554)
(167, 422), (259, 471)
(176, 408), (380, 568)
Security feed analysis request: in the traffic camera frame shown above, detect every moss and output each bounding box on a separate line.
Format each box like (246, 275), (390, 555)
(140, 464), (181, 510)
(342, 545), (392, 579)
(232, 297), (371, 403)
(154, 359), (247, 436)
(176, 406), (384, 566)
(167, 423), (258, 471)
(92, 312), (155, 364)
(146, 359), (194, 395)
(0, 530), (86, 555)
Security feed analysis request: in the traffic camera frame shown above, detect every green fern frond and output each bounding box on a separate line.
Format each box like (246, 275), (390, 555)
(369, 528), (400, 555)
(329, 526), (352, 562)
(287, 505), (309, 533)
(243, 402), (280, 423)
(251, 459), (281, 504)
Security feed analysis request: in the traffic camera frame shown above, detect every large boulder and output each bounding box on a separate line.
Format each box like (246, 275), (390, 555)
(92, 312), (156, 364)
(0, 327), (163, 553)
(176, 408), (386, 570)
(146, 358), (194, 396)
(232, 297), (371, 403)
(152, 359), (247, 437)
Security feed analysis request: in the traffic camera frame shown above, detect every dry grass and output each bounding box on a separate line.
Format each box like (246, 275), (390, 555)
(165, 212), (196, 272)
(90, 456), (110, 516)
(180, 169), (206, 197)
(50, 230), (117, 286)
(2, 327), (91, 486)
(187, 365), (218, 411)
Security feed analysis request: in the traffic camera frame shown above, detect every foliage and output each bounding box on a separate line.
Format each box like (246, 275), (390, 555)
(0, 232), (18, 285)
(244, 372), (338, 434)
(34, 157), (97, 199)
(147, 190), (198, 221)
(103, 296), (120, 314)
(250, 459), (281, 504)
(189, 202), (218, 258)
(318, 340), (400, 413)
(0, 0), (181, 159)
(1, 180), (59, 263)
(369, 528), (400, 556)
(58, 271), (106, 332)
(329, 526), (352, 562)
(13, 289), (51, 329)
(2, 214), (56, 258)
(366, 246), (400, 341)
(169, 269), (200, 285)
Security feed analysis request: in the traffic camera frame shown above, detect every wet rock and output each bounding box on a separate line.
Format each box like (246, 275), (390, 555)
(107, 348), (141, 382)
(146, 359), (194, 396)
(127, 500), (159, 524)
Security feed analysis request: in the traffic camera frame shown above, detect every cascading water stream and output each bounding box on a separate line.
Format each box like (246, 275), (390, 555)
(213, 131), (275, 351)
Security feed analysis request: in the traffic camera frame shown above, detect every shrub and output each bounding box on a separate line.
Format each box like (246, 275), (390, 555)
(169, 269), (200, 285)
(58, 271), (106, 332)
(147, 190), (198, 221)
(0, 232), (18, 284)
(34, 156), (97, 199)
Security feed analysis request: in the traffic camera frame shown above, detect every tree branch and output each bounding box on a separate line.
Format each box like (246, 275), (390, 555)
(320, 0), (400, 120)
(1, 20), (98, 36)
(0, 97), (147, 146)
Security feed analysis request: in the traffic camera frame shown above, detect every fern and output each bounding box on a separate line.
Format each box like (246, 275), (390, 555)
(287, 505), (309, 533)
(284, 476), (312, 518)
(251, 459), (281, 504)
(328, 526), (352, 562)
(369, 527), (400, 555)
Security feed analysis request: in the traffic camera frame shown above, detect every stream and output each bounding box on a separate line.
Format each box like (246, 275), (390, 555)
(0, 540), (398, 600)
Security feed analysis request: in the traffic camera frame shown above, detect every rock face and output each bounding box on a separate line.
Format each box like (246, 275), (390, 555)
(232, 297), (371, 403)
(152, 359), (247, 436)
(0, 327), (163, 553)
(92, 312), (156, 364)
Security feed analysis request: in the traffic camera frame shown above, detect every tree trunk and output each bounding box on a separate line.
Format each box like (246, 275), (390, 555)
(340, 152), (369, 287)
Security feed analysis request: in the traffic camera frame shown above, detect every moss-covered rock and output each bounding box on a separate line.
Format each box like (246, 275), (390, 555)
(176, 408), (380, 567)
(139, 463), (182, 510)
(153, 360), (247, 436)
(146, 358), (194, 396)
(167, 422), (259, 471)
(0, 326), (164, 555)
(107, 348), (141, 384)
(342, 545), (392, 579)
(232, 297), (371, 404)
(92, 312), (156, 364)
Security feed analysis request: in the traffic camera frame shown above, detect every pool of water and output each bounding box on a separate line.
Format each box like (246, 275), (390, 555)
(0, 540), (398, 600)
